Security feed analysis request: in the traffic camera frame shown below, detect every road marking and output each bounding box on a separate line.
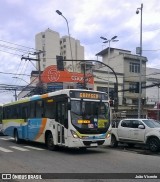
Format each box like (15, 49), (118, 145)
(24, 146), (45, 150)
(0, 147), (13, 152)
(10, 146), (30, 151)
(0, 137), (14, 140)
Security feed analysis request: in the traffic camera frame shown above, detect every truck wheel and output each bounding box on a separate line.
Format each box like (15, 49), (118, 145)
(46, 133), (58, 151)
(111, 135), (118, 148)
(148, 137), (160, 152)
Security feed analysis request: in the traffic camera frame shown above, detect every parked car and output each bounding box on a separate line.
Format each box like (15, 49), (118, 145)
(110, 118), (160, 152)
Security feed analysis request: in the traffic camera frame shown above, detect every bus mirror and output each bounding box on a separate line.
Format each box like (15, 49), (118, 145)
(67, 103), (71, 110)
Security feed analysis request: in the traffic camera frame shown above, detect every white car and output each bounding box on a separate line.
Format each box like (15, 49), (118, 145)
(110, 119), (160, 152)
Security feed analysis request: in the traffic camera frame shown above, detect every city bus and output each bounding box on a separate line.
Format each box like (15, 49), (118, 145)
(2, 89), (111, 150)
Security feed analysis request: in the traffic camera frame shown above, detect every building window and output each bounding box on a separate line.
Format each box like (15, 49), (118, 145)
(63, 50), (66, 55)
(130, 62), (140, 73)
(43, 52), (46, 57)
(43, 58), (46, 62)
(63, 45), (66, 48)
(63, 56), (66, 60)
(63, 38), (66, 43)
(60, 40), (62, 44)
(129, 82), (139, 93)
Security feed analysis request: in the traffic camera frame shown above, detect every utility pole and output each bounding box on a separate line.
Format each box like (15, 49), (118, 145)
(13, 89), (17, 101)
(83, 61), (86, 89)
(21, 50), (44, 94)
(32, 50), (44, 85)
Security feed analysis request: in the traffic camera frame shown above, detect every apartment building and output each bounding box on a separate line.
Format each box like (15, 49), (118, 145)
(35, 28), (60, 70)
(35, 28), (84, 72)
(96, 48), (148, 106)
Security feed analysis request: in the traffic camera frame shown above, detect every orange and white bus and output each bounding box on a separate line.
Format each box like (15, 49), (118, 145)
(2, 89), (111, 150)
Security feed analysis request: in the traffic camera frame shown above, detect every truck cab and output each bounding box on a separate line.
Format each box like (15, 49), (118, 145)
(111, 118), (160, 152)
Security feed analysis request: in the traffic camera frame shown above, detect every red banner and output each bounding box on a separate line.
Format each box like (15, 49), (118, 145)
(41, 65), (94, 84)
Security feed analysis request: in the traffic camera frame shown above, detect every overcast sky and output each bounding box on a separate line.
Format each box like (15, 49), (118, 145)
(0, 0), (160, 103)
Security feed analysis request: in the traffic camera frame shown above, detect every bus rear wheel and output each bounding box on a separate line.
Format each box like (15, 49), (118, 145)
(46, 133), (58, 151)
(14, 130), (21, 144)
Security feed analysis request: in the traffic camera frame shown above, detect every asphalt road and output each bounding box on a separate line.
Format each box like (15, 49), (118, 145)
(0, 135), (160, 182)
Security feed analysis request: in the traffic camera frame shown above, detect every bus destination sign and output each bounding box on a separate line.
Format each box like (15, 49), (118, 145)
(70, 91), (107, 100)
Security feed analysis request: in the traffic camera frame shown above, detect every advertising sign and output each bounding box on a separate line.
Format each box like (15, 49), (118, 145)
(41, 65), (94, 84)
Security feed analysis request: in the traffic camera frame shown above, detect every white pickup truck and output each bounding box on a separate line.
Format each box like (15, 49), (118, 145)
(110, 118), (160, 152)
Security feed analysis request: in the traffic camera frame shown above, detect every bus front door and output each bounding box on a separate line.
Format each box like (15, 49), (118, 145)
(57, 101), (68, 145)
(57, 124), (65, 145)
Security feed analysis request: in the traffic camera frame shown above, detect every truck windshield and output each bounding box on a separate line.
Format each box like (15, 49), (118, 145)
(70, 100), (110, 134)
(142, 119), (160, 128)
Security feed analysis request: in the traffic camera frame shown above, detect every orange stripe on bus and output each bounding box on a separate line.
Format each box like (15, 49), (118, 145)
(35, 118), (47, 140)
(41, 94), (48, 99)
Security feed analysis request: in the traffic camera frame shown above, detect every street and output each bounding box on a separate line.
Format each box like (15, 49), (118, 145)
(0, 135), (160, 182)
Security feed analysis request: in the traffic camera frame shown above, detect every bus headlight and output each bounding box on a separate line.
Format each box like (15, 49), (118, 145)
(70, 130), (79, 138)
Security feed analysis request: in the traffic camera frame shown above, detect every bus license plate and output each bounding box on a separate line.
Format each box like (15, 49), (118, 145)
(91, 143), (98, 147)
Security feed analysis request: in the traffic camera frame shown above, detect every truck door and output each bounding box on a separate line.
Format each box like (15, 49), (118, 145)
(118, 120), (131, 140)
(130, 120), (145, 141)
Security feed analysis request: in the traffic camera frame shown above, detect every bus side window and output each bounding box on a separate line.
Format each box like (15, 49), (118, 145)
(35, 100), (43, 118)
(30, 101), (36, 118)
(21, 105), (28, 119)
(44, 99), (55, 119)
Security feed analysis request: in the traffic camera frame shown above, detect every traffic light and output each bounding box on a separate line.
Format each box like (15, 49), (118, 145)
(56, 56), (64, 71)
(109, 90), (114, 100)
(114, 83), (118, 112)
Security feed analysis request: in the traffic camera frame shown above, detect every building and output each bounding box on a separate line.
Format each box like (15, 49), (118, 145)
(146, 67), (160, 107)
(35, 28), (84, 72)
(60, 36), (84, 72)
(35, 28), (60, 71)
(96, 48), (148, 106)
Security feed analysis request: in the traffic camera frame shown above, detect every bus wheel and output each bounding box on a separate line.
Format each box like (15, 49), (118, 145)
(14, 130), (21, 144)
(46, 133), (57, 151)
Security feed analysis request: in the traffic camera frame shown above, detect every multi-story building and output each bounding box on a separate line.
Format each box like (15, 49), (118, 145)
(35, 28), (84, 72)
(60, 36), (84, 72)
(146, 67), (160, 107)
(35, 28), (60, 71)
(95, 48), (148, 116)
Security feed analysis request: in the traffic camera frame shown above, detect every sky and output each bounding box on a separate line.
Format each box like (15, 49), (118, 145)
(0, 0), (160, 103)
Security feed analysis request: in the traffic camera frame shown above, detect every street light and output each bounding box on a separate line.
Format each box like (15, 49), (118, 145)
(56, 10), (74, 72)
(136, 3), (143, 118)
(100, 36), (119, 98)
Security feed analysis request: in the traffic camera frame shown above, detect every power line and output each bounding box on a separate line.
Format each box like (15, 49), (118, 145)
(0, 49), (22, 56)
(0, 39), (37, 51)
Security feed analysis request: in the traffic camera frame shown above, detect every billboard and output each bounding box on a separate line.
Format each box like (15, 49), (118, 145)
(41, 65), (94, 85)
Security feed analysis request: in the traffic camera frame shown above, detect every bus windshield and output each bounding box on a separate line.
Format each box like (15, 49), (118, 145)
(71, 100), (110, 134)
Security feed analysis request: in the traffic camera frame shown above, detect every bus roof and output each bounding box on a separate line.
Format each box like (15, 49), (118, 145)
(3, 89), (108, 106)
